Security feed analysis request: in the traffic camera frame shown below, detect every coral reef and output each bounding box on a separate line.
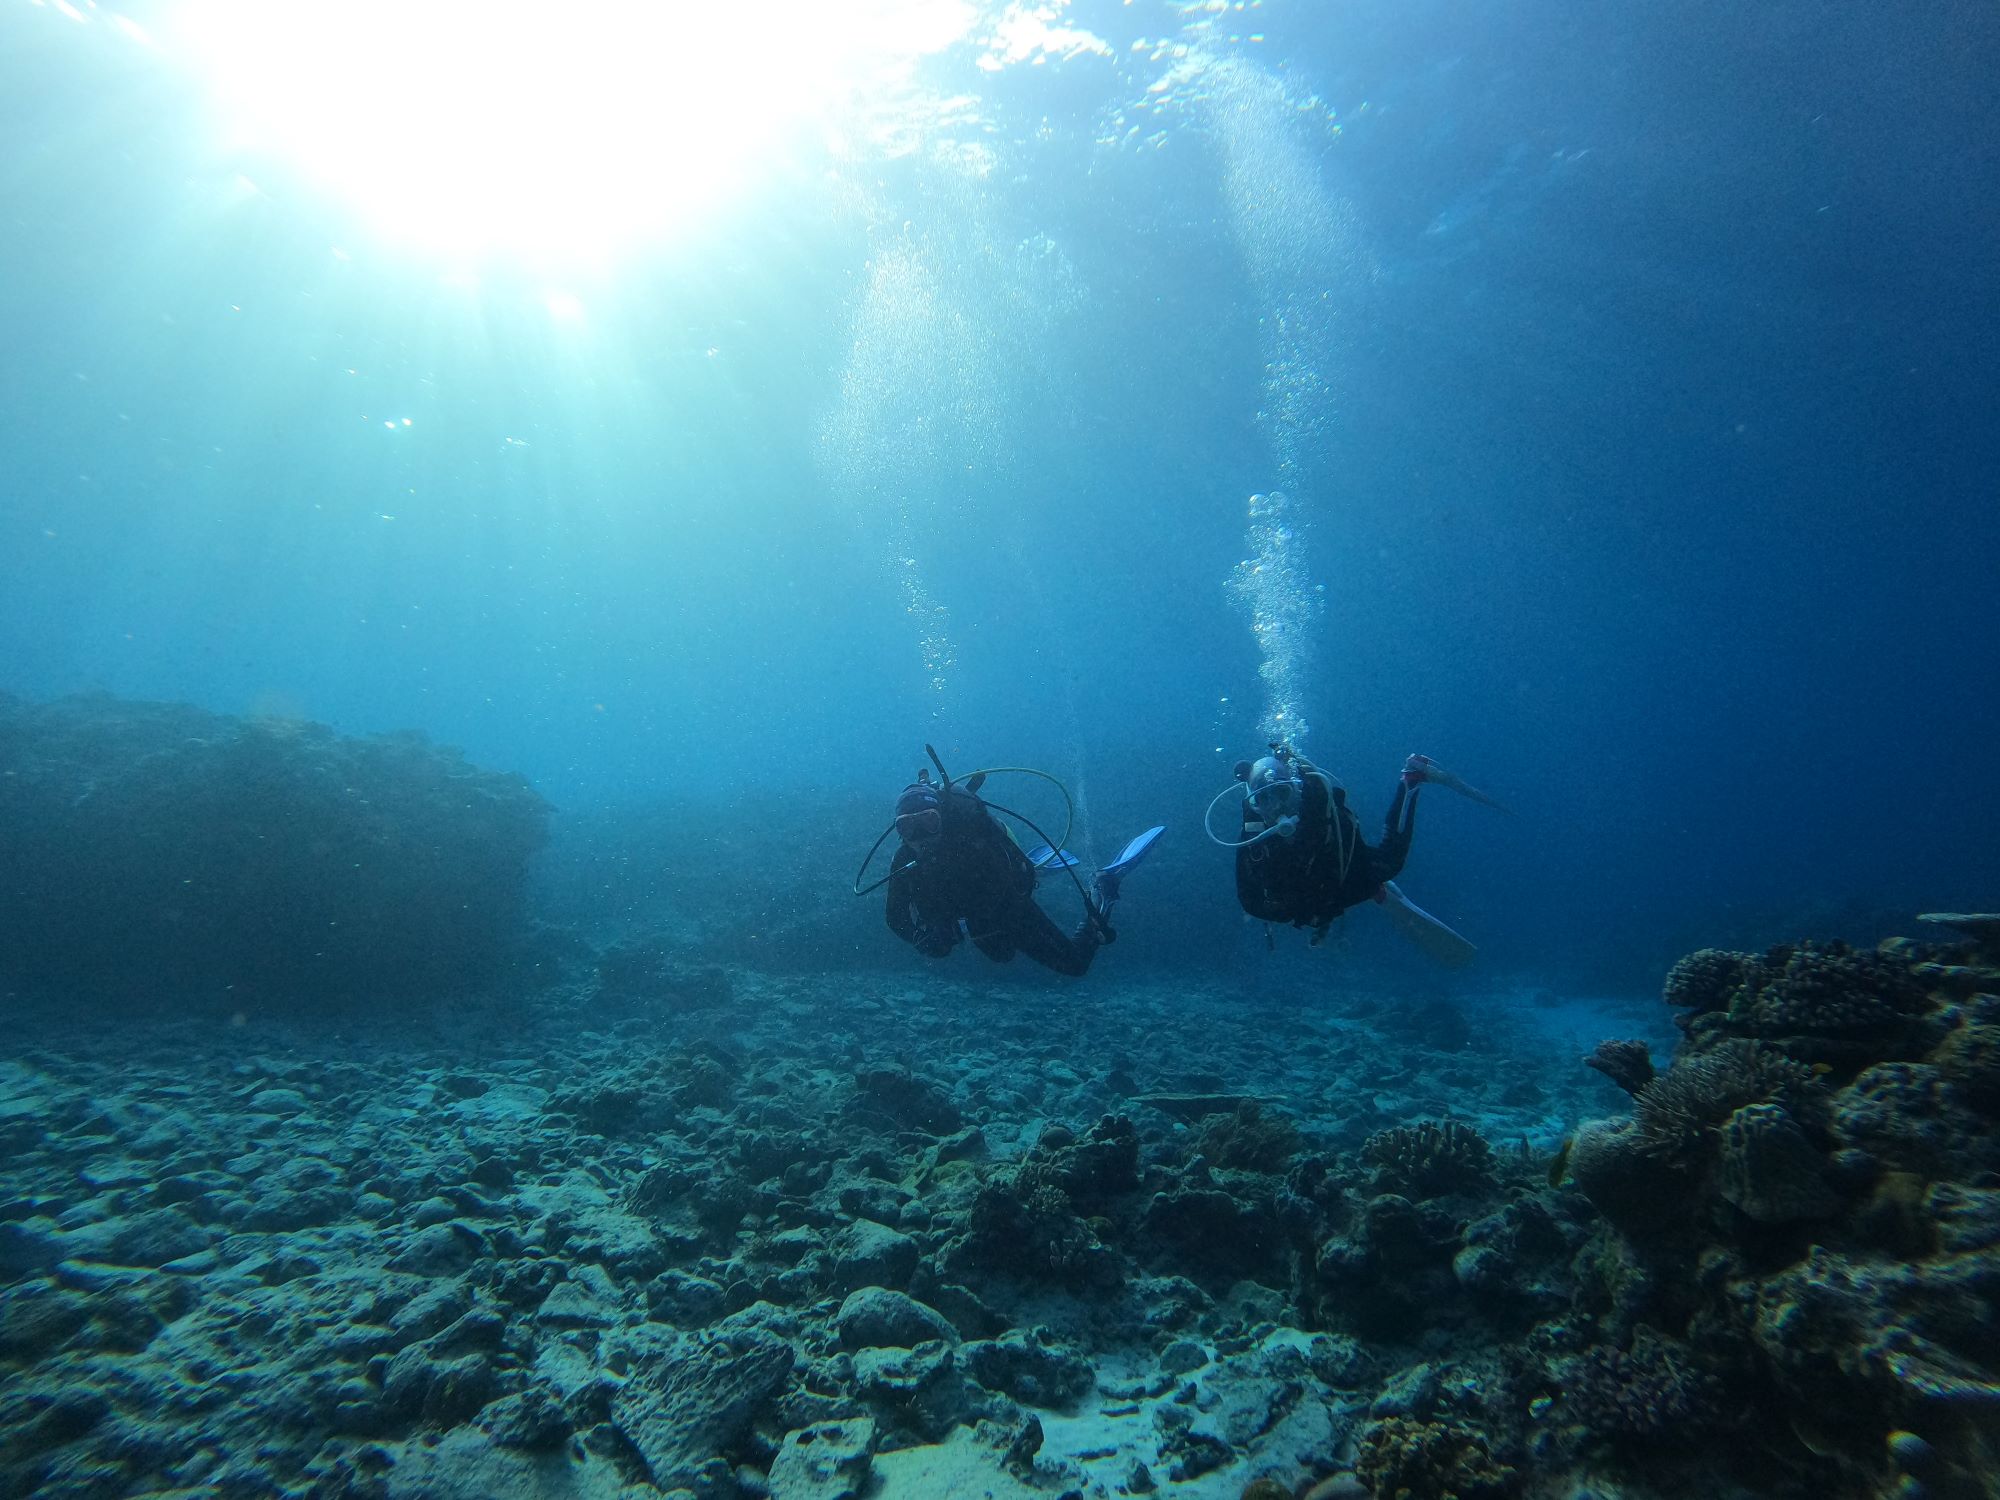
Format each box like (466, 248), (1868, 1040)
(1665, 941), (1937, 1068)
(1660, 947), (1754, 1014)
(1568, 929), (2000, 1497)
(0, 694), (548, 1005)
(4, 902), (1989, 1500)
(1551, 1327), (1720, 1443)
(1714, 1102), (1839, 1224)
(1190, 1102), (1303, 1175)
(1355, 1415), (1519, 1500)
(1628, 1038), (1818, 1164)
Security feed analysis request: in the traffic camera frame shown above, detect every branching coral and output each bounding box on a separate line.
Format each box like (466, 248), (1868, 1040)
(1363, 1120), (1495, 1198)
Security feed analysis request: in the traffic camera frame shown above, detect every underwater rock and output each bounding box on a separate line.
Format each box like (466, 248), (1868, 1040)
(1370, 1361), (1443, 1420)
(834, 1288), (957, 1350)
(961, 1332), (1095, 1410)
(944, 1168), (1122, 1291)
(386, 1222), (485, 1276)
(1157, 1338), (1208, 1377)
(1930, 1006), (2000, 1114)
(478, 1385), (572, 1450)
(645, 1270), (729, 1327)
(1714, 1102), (1839, 1224)
(380, 1344), (499, 1427)
(852, 1341), (955, 1401)
(1927, 1182), (2000, 1254)
(387, 1283), (475, 1346)
(850, 1068), (962, 1136)
(0, 1220), (68, 1277)
(1751, 1242), (2000, 1419)
(535, 1263), (624, 1329)
(0, 1280), (92, 1360)
(830, 1220), (920, 1293)
(769, 1417), (877, 1500)
(1306, 1191), (1469, 1342)
(1034, 1114), (1141, 1205)
(1142, 1184), (1285, 1282)
(77, 1206), (214, 1268)
(610, 1325), (795, 1493)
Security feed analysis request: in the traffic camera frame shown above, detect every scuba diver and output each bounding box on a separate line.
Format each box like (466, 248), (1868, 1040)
(1206, 743), (1503, 965)
(857, 746), (1163, 977)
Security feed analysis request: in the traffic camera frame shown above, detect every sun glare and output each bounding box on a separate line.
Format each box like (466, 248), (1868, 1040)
(172, 0), (976, 266)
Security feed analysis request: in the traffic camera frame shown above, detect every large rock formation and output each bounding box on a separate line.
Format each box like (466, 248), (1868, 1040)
(0, 694), (549, 1005)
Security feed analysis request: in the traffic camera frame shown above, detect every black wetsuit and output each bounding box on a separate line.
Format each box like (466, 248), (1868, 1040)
(1235, 771), (1418, 934)
(885, 785), (1105, 976)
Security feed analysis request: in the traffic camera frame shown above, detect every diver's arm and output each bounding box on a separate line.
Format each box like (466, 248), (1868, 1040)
(884, 868), (919, 943)
(1236, 849), (1289, 923)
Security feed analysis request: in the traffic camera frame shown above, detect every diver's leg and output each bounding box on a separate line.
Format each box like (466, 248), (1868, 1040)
(1375, 782), (1419, 882)
(968, 920), (1018, 963)
(1007, 898), (1102, 977)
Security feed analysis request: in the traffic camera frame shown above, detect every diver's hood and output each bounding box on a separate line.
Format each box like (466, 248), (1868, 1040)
(894, 782), (941, 819)
(1246, 756), (1292, 797)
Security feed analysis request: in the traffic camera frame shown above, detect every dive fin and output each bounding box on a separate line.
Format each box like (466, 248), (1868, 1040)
(1405, 755), (1512, 815)
(1376, 881), (1477, 968)
(1101, 825), (1165, 878)
(1026, 844), (1081, 871)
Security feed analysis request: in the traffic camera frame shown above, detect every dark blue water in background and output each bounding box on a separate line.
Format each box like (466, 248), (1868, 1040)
(3, 0), (1995, 996)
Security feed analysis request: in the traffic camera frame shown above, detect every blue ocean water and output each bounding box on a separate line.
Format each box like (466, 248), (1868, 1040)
(6, 8), (2000, 1497)
(5, 0), (1995, 993)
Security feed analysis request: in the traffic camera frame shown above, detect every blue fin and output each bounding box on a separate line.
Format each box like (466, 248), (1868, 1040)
(1026, 844), (1081, 870)
(1100, 825), (1165, 878)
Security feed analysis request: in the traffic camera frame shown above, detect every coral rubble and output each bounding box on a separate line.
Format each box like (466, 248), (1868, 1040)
(1, 909), (1990, 1500)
